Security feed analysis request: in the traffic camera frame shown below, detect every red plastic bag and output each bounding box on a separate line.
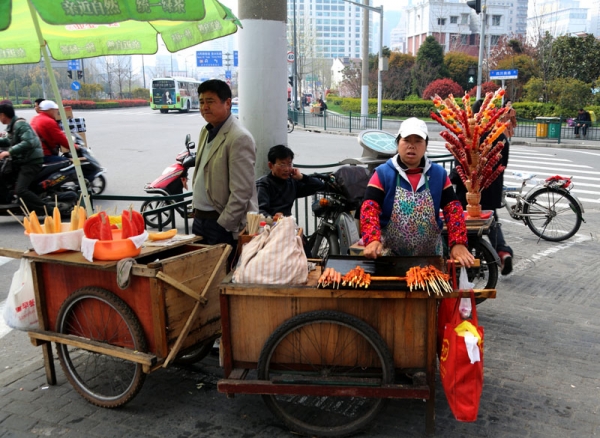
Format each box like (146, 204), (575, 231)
(439, 290), (484, 422)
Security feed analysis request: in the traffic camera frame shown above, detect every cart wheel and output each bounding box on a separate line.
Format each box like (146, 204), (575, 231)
(257, 310), (394, 437)
(174, 336), (217, 365)
(55, 287), (147, 408)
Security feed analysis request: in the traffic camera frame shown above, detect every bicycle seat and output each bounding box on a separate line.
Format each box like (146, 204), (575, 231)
(512, 171), (536, 181)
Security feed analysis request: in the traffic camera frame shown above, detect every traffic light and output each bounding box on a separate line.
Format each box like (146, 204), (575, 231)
(467, 66), (477, 85)
(67, 70), (72, 79)
(467, 0), (481, 14)
(77, 70), (83, 80)
(288, 75), (294, 87)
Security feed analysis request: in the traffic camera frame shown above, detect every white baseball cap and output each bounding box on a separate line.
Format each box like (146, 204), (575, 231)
(397, 117), (428, 140)
(39, 100), (59, 111)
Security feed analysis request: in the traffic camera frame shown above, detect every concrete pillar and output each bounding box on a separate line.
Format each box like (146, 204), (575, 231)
(238, 0), (288, 179)
(361, 0), (370, 119)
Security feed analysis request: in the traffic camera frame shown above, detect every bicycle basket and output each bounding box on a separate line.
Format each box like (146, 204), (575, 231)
(332, 166), (370, 205)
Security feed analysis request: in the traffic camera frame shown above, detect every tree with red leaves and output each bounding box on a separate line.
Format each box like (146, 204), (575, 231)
(423, 78), (464, 100)
(468, 81), (500, 97)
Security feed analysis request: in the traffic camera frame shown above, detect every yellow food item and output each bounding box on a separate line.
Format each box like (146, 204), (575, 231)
(23, 217), (32, 234)
(78, 206), (87, 229)
(29, 212), (44, 234)
(53, 206), (61, 233)
(44, 216), (54, 234)
(148, 229), (177, 241)
(69, 208), (79, 231)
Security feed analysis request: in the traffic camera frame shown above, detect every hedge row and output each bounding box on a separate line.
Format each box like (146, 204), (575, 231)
(62, 99), (149, 109)
(327, 96), (600, 120)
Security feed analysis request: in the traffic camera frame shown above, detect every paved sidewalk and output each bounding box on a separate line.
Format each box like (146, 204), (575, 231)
(0, 211), (599, 437)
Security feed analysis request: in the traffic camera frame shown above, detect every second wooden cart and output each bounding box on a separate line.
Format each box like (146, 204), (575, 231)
(218, 255), (495, 437)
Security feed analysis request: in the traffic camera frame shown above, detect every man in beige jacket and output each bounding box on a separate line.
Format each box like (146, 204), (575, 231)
(192, 79), (258, 266)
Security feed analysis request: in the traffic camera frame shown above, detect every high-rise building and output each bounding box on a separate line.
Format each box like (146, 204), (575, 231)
(405, 0), (512, 57)
(286, 0), (374, 59)
(527, 0), (590, 39)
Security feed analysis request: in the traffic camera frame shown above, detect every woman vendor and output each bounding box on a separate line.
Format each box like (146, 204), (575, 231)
(360, 117), (474, 267)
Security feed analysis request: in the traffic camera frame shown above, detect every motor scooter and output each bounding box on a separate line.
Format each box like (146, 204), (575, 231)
(61, 133), (107, 195)
(141, 134), (196, 228)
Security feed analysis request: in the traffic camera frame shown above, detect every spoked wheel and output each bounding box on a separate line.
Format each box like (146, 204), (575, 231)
(140, 198), (174, 228)
(287, 118), (294, 133)
(466, 237), (498, 304)
(308, 229), (340, 259)
(257, 310), (394, 437)
(55, 287), (147, 408)
(523, 188), (582, 242)
(87, 175), (106, 195)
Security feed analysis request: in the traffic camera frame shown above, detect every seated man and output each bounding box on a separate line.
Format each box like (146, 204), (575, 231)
(574, 108), (591, 138)
(256, 145), (324, 218)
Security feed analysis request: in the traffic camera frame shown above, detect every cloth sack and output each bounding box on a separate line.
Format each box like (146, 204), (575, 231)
(438, 266), (474, 355)
(439, 289), (484, 422)
(332, 166), (370, 206)
(2, 259), (39, 330)
(233, 216), (308, 284)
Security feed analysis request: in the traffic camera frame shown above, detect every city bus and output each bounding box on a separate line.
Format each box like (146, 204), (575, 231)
(150, 77), (201, 113)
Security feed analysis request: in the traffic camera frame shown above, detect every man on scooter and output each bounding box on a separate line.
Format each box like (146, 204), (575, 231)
(0, 103), (50, 215)
(30, 100), (71, 164)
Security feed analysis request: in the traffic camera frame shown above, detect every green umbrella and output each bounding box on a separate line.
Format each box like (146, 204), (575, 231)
(0, 0), (241, 213)
(0, 0), (241, 63)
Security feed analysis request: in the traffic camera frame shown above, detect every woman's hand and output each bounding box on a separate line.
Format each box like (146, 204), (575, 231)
(364, 241), (383, 259)
(450, 244), (475, 267)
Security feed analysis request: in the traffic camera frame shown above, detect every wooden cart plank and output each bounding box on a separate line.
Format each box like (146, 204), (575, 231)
(30, 262), (56, 385)
(217, 379), (430, 399)
(28, 330), (156, 367)
(0, 248), (26, 259)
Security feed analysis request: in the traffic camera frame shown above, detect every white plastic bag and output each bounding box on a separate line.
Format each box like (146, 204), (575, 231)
(2, 259), (39, 330)
(458, 267), (474, 319)
(233, 216), (308, 284)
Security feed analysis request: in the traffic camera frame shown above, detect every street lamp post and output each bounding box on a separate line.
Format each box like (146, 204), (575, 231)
(343, 0), (384, 128)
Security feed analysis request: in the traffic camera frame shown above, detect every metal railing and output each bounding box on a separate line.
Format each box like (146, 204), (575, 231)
(289, 108), (382, 133)
(514, 116), (600, 142)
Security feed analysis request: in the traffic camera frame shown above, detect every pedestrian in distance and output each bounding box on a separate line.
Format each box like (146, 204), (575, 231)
(574, 108), (591, 138)
(192, 79), (258, 270)
(501, 99), (517, 142)
(33, 98), (45, 114)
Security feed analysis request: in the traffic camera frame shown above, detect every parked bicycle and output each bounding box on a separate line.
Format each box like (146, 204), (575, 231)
(287, 117), (294, 133)
(502, 172), (585, 242)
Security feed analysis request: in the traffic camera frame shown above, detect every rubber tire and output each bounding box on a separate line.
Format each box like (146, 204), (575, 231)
(174, 337), (217, 365)
(466, 237), (498, 304)
(55, 287), (147, 408)
(160, 109), (168, 113)
(140, 198), (174, 229)
(287, 118), (294, 133)
(257, 310), (394, 438)
(88, 174), (106, 195)
(309, 228), (340, 259)
(523, 187), (582, 242)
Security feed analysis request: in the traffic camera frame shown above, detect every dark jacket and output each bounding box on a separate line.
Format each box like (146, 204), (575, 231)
(0, 116), (44, 165)
(256, 172), (325, 217)
(576, 111), (591, 123)
(451, 132), (509, 210)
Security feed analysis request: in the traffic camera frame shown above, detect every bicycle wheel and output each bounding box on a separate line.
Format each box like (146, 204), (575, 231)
(174, 336), (217, 365)
(140, 198), (174, 228)
(257, 310), (394, 438)
(523, 187), (582, 242)
(309, 228), (340, 259)
(287, 118), (294, 133)
(55, 287), (147, 408)
(88, 174), (106, 195)
(466, 237), (498, 303)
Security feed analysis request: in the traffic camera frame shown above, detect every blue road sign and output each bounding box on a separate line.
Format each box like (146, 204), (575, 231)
(490, 69), (518, 80)
(71, 81), (81, 91)
(225, 70), (232, 79)
(67, 60), (81, 71)
(234, 51), (238, 67)
(196, 51), (222, 67)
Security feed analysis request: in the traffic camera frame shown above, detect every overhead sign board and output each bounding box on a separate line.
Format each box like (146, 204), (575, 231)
(67, 59), (81, 71)
(196, 51), (223, 67)
(490, 69), (518, 80)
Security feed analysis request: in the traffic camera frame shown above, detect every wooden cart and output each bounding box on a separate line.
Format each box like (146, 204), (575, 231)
(1, 239), (230, 408)
(217, 256), (495, 437)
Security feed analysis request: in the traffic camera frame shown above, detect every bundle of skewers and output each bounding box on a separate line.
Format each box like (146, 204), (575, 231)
(317, 264), (453, 296)
(8, 196), (86, 234)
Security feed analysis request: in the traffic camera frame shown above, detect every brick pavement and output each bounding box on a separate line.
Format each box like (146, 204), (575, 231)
(0, 212), (599, 437)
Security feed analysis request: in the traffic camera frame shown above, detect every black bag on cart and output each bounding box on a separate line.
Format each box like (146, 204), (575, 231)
(331, 166), (370, 207)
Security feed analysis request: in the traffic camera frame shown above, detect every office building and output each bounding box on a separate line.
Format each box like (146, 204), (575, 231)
(527, 0), (591, 39)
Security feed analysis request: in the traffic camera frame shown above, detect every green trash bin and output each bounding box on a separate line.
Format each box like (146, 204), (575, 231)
(548, 121), (561, 138)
